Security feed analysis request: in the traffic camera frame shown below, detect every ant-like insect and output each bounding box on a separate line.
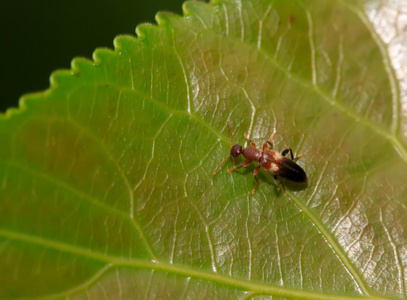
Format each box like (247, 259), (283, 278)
(213, 119), (307, 194)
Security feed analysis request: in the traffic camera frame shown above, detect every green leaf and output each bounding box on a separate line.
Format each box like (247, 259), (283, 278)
(1, 0), (406, 299)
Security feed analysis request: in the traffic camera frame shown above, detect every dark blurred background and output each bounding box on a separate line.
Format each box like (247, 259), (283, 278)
(0, 0), (187, 112)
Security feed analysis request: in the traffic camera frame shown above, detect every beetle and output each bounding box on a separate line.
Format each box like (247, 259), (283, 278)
(213, 119), (307, 194)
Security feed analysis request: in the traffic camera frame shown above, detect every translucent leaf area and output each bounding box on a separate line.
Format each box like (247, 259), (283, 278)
(1, 0), (407, 299)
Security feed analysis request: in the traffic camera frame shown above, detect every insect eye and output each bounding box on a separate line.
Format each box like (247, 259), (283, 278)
(230, 144), (242, 157)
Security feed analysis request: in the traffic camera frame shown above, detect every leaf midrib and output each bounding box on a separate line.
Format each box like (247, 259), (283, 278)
(0, 228), (392, 300)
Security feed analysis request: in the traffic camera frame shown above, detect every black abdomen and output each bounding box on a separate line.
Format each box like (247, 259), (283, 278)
(275, 157), (307, 182)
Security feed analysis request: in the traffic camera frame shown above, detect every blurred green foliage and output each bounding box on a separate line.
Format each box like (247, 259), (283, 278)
(0, 0), (185, 112)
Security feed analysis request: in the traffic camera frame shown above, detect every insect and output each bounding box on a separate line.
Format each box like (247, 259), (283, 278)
(213, 119), (307, 194)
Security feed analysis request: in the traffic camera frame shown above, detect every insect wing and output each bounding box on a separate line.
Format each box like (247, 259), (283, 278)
(273, 157), (307, 182)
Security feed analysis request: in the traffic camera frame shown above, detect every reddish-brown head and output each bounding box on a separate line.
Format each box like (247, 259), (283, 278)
(230, 144), (243, 157)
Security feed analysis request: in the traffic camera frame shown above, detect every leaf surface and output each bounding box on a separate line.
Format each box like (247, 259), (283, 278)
(1, 0), (407, 299)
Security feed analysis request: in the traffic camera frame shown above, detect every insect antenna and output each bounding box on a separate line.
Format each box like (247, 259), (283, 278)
(213, 119), (235, 174)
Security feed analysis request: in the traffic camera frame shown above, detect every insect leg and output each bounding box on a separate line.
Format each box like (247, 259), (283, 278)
(227, 119), (236, 165)
(213, 119), (237, 174)
(281, 148), (294, 159)
(281, 148), (303, 161)
(244, 133), (256, 148)
(252, 166), (260, 194)
(227, 119), (234, 147)
(273, 175), (287, 194)
(265, 134), (274, 150)
(227, 160), (251, 173)
(262, 141), (269, 151)
(213, 153), (231, 174)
